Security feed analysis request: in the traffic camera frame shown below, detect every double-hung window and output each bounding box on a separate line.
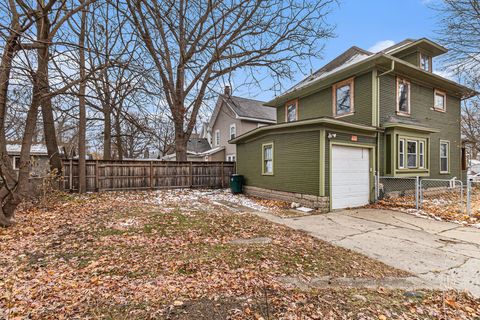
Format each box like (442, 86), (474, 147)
(333, 78), (354, 117)
(434, 90), (446, 112)
(397, 78), (410, 115)
(419, 141), (425, 169)
(262, 143), (274, 175)
(407, 140), (417, 168)
(285, 100), (298, 122)
(440, 140), (449, 173)
(229, 124), (236, 140)
(398, 139), (405, 169)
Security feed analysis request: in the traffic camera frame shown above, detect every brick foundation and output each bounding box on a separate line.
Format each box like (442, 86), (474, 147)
(243, 185), (330, 212)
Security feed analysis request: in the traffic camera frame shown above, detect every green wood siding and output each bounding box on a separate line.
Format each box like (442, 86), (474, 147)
(379, 74), (462, 179)
(236, 131), (320, 195)
(397, 51), (419, 67)
(276, 72), (373, 126)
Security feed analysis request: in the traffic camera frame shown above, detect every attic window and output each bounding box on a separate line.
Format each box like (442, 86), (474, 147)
(333, 78), (354, 117)
(396, 78), (410, 115)
(420, 53), (431, 72)
(285, 100), (298, 122)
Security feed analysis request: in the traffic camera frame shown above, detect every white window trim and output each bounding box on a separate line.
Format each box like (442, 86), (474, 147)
(398, 138), (405, 169)
(440, 140), (450, 174)
(229, 123), (236, 140)
(332, 77), (355, 118)
(407, 140), (418, 169)
(419, 141), (425, 169)
(215, 129), (220, 147)
(226, 154), (236, 162)
(433, 89), (447, 112)
(285, 100), (298, 123)
(12, 156), (19, 170)
(262, 142), (274, 175)
(396, 77), (411, 116)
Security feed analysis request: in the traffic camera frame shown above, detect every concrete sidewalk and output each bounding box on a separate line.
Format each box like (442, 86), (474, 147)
(253, 208), (480, 297)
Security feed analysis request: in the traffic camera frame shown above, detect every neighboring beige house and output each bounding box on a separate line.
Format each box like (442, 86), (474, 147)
(206, 87), (276, 161)
(6, 144), (60, 177)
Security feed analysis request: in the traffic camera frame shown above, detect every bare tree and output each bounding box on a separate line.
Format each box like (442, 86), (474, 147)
(436, 0), (480, 161)
(126, 0), (335, 160)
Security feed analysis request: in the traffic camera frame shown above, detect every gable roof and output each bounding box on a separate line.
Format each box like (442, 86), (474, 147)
(209, 94), (276, 128)
(187, 137), (211, 153)
(267, 38), (476, 106)
(283, 46), (373, 96)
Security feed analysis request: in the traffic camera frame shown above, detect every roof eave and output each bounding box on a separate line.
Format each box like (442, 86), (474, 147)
(230, 117), (381, 144)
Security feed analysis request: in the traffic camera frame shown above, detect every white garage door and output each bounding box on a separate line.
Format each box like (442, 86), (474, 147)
(331, 145), (370, 210)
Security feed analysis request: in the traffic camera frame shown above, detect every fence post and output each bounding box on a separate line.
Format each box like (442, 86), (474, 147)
(221, 162), (224, 188)
(95, 160), (100, 191)
(466, 178), (471, 216)
(150, 161), (153, 189)
(69, 159), (73, 191)
(415, 176), (420, 210)
(189, 162), (193, 187)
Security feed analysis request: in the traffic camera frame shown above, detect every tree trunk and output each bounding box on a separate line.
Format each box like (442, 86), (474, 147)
(114, 109), (123, 160)
(103, 105), (111, 160)
(78, 0), (87, 193)
(174, 127), (188, 161)
(36, 11), (62, 175)
(0, 74), (40, 227)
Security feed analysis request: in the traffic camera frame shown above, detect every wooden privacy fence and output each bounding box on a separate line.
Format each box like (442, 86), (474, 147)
(61, 159), (236, 192)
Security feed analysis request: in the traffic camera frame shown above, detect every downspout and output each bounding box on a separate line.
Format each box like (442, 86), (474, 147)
(375, 59), (395, 178)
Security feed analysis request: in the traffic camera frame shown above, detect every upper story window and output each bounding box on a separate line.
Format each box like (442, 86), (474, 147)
(262, 143), (274, 175)
(333, 78), (354, 117)
(396, 78), (410, 115)
(285, 100), (298, 122)
(215, 129), (220, 146)
(229, 124), (236, 140)
(420, 53), (431, 72)
(434, 89), (446, 112)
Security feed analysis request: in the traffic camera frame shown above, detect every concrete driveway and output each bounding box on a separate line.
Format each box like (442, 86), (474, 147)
(255, 208), (480, 296)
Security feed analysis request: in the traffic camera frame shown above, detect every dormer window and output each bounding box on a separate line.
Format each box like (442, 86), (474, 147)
(396, 78), (410, 115)
(285, 100), (298, 122)
(420, 53), (431, 72)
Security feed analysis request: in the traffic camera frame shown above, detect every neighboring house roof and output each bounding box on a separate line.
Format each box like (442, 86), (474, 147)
(161, 146), (225, 160)
(230, 116), (381, 144)
(209, 94), (276, 129)
(7, 144), (49, 156)
(187, 138), (211, 153)
(267, 38), (476, 106)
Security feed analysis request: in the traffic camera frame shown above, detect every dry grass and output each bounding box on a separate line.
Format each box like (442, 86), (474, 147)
(0, 190), (478, 319)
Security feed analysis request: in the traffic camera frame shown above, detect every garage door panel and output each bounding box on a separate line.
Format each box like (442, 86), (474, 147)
(331, 145), (370, 210)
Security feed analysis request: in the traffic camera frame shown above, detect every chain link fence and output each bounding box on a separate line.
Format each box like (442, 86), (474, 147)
(374, 175), (480, 224)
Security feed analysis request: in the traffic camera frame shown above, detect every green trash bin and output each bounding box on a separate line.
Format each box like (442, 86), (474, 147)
(230, 174), (244, 194)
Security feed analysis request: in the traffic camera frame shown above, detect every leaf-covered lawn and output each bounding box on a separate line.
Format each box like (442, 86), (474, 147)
(1, 190), (478, 319)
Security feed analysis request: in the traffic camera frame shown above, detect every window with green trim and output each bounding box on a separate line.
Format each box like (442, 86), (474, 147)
(398, 138), (405, 169)
(397, 136), (428, 170)
(262, 143), (274, 175)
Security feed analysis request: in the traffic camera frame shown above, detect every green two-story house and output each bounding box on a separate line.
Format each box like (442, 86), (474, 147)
(231, 38), (476, 211)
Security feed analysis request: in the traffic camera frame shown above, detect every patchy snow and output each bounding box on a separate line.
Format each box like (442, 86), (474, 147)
(150, 188), (273, 213)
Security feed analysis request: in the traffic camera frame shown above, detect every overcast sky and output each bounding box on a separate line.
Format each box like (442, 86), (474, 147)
(232, 0), (443, 102)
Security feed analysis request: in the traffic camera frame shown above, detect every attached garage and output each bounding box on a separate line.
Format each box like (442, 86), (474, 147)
(331, 145), (371, 210)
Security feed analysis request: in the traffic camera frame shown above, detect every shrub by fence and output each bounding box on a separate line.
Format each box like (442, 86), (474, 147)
(62, 159), (235, 192)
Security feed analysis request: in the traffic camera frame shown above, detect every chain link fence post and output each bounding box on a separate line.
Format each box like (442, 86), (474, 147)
(466, 178), (471, 216)
(415, 176), (419, 210)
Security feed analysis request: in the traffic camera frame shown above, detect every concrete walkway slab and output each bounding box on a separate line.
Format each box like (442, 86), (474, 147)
(252, 208), (480, 297)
